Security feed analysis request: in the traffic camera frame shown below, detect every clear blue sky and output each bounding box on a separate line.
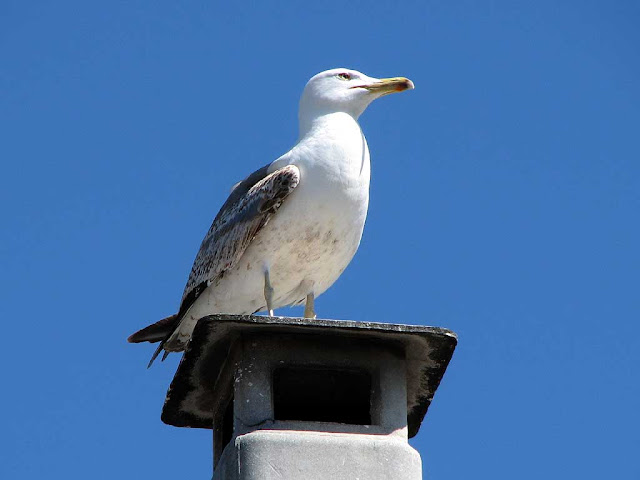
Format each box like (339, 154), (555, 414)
(1, 1), (638, 478)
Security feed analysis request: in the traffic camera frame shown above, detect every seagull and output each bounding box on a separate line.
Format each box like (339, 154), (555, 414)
(128, 68), (414, 367)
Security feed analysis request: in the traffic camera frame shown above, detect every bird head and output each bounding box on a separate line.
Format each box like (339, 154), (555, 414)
(299, 68), (414, 121)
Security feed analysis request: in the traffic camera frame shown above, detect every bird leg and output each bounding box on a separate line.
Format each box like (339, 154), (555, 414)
(263, 270), (275, 316)
(304, 292), (316, 319)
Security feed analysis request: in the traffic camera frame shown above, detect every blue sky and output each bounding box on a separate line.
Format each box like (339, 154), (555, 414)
(1, 1), (638, 478)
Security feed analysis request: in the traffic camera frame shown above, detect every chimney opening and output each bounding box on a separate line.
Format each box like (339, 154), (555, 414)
(273, 366), (372, 425)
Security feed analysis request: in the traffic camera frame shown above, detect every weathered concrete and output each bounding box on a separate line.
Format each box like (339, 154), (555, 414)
(214, 430), (422, 480)
(159, 315), (457, 479)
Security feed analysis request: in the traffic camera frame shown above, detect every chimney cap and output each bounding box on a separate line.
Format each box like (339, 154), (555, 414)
(161, 315), (457, 438)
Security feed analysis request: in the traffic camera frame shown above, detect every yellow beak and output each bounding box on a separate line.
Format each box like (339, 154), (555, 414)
(353, 77), (415, 95)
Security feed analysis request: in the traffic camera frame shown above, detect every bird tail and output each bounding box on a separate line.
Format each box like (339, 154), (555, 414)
(127, 314), (180, 368)
(128, 314), (179, 343)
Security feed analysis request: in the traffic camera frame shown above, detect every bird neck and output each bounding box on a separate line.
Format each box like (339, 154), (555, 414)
(298, 111), (361, 141)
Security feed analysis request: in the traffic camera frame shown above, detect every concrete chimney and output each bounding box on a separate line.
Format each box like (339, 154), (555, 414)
(161, 315), (456, 479)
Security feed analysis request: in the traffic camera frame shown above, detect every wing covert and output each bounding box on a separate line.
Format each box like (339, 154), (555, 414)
(179, 164), (300, 313)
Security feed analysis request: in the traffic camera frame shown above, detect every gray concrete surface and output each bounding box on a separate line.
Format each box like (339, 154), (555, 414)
(213, 430), (422, 480)
(158, 315), (457, 479)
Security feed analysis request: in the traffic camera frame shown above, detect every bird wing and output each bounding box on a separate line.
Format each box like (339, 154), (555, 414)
(180, 163), (299, 311)
(128, 164), (300, 362)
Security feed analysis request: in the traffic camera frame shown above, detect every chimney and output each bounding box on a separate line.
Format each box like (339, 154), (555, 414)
(161, 315), (456, 479)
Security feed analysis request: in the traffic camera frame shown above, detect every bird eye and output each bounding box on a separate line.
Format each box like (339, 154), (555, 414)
(337, 72), (351, 81)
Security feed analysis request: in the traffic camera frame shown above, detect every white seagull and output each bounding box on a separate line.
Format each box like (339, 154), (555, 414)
(128, 68), (414, 366)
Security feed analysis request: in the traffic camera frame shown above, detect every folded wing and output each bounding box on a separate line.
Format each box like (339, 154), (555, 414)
(128, 164), (301, 366)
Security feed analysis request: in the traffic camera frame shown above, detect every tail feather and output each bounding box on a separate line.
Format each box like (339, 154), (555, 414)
(147, 342), (167, 369)
(127, 314), (179, 344)
(128, 314), (182, 368)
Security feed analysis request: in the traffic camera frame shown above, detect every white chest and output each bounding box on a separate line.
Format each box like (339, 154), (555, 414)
(247, 113), (371, 299)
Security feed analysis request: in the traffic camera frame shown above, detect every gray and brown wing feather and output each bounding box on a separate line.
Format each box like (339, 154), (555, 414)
(129, 162), (299, 360)
(128, 164), (300, 350)
(181, 163), (300, 308)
